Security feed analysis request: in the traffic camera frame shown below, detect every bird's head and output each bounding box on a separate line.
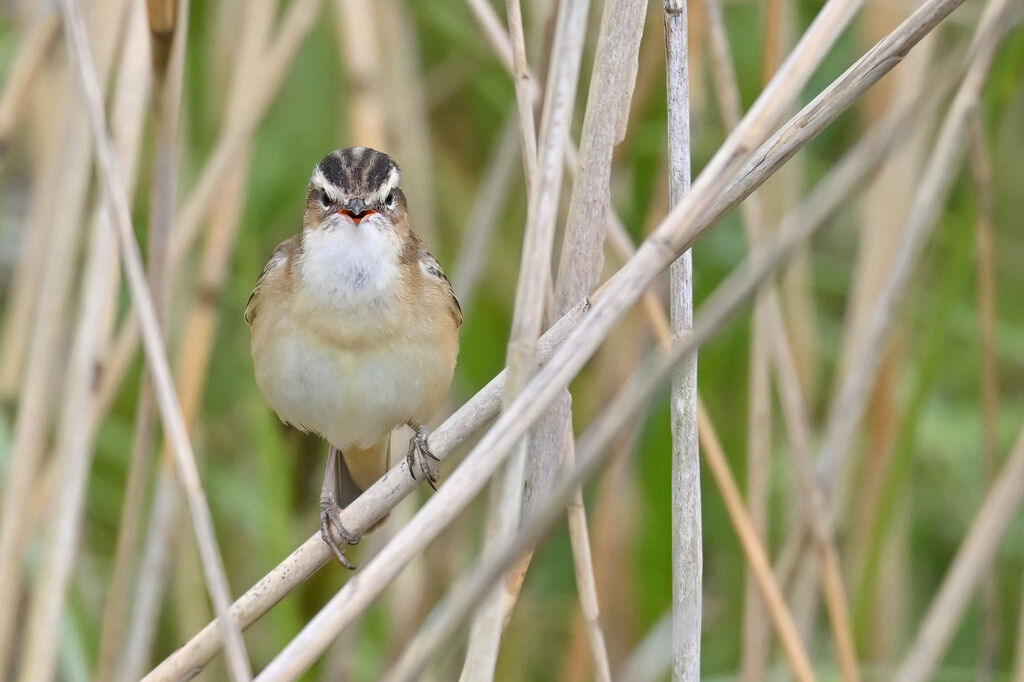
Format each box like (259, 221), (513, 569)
(303, 147), (408, 236)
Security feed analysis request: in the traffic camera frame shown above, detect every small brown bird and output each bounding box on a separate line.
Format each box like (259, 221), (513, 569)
(246, 147), (461, 568)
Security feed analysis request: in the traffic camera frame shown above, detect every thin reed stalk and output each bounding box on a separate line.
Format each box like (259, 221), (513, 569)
(843, 28), (936, 661)
(0, 0), (129, 672)
(562, 427), (613, 682)
(969, 112), (1000, 680)
(812, 0), (1013, 525)
(492, 0), (646, 674)
(702, 0), (860, 677)
(464, 0), (514, 71)
(695, 401), (816, 682)
(664, 0), (700, 679)
(57, 0), (253, 677)
(462, 0), (589, 674)
(505, 0), (538, 185)
(15, 3), (150, 679)
(115, 2), (276, 677)
(90, 15), (155, 678)
(701, 2), (775, 676)
(149, 0), (200, 652)
(776, 61), (959, 606)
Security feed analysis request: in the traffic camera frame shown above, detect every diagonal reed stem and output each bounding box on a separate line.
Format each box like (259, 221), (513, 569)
(57, 0), (253, 678)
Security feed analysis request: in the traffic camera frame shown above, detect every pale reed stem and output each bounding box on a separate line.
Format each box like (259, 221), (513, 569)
(57, 0), (253, 677)
(461, 0), (590, 676)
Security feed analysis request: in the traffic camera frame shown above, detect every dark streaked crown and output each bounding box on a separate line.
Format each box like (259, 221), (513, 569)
(313, 147), (400, 198)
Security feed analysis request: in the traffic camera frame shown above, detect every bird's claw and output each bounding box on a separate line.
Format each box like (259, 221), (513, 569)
(406, 424), (440, 490)
(319, 496), (359, 570)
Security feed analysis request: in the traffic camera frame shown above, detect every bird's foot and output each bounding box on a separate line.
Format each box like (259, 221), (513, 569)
(406, 423), (440, 490)
(319, 495), (359, 570)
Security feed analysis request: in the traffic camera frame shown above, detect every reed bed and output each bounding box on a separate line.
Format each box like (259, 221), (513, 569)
(0, 0), (1022, 680)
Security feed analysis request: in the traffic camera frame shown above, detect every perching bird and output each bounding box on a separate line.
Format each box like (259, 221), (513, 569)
(246, 147), (461, 568)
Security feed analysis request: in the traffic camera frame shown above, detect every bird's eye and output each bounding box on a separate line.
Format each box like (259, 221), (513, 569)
(384, 190), (396, 209)
(320, 189), (332, 208)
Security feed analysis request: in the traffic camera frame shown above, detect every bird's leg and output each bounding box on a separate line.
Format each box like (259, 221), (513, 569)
(320, 446), (359, 570)
(406, 422), (440, 490)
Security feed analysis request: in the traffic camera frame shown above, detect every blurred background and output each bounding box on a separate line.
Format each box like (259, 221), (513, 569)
(0, 0), (1023, 680)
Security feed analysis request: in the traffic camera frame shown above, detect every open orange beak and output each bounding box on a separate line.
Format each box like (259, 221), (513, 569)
(338, 208), (376, 223)
(337, 197), (375, 224)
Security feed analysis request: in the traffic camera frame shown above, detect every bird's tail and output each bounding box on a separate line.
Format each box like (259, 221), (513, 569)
(336, 433), (392, 507)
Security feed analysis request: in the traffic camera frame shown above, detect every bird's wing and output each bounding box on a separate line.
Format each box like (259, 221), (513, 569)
(245, 235), (299, 327)
(417, 240), (463, 327)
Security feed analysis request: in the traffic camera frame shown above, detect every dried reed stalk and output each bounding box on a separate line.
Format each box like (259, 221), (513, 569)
(119, 468), (179, 682)
(151, 0), (203, 653)
(812, 0), (1011, 527)
(774, 62), (958, 607)
(15, 3), (150, 679)
(57, 0), (253, 677)
(492, 0), (646, 675)
(562, 438), (614, 682)
(91, 18), (157, 674)
(702, 0), (860, 677)
(464, 0), (514, 71)
(0, 0), (129, 672)
(842, 28), (935, 662)
(145, 0), (177, 77)
(604, 165), (821, 682)
(461, 0), (589, 673)
(114, 3), (276, 678)
(704, 0), (775, 670)
(663, 0), (701, 679)
(695, 400), (817, 682)
(505, 0), (538, 184)
(742, 300), (774, 680)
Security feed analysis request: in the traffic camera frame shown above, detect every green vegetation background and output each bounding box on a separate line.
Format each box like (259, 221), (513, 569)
(2, 0), (1023, 679)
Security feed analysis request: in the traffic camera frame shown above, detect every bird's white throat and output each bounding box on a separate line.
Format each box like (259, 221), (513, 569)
(299, 216), (402, 306)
